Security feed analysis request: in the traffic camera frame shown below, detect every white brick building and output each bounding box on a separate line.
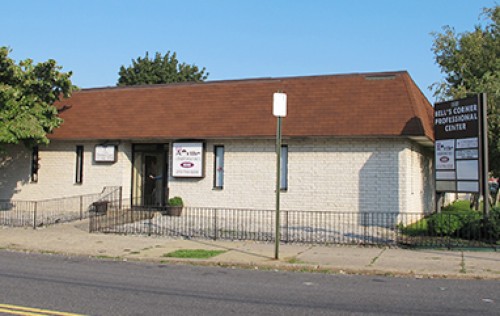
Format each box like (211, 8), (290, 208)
(0, 72), (435, 214)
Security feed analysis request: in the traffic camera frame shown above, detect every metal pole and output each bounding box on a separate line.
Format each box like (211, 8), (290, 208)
(275, 116), (282, 259)
(481, 93), (489, 218)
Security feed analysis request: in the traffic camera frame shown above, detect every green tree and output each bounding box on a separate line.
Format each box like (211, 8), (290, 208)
(431, 6), (500, 176)
(117, 51), (208, 86)
(0, 47), (74, 149)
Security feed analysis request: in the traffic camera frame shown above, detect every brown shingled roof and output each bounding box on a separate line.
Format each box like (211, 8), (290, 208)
(50, 71), (434, 141)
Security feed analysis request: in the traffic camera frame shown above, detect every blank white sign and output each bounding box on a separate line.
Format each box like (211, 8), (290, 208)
(456, 160), (479, 180)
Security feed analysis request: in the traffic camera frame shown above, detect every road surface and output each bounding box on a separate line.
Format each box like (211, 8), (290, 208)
(0, 251), (497, 315)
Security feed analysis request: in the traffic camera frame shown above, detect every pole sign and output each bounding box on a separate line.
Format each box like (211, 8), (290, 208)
(434, 95), (486, 193)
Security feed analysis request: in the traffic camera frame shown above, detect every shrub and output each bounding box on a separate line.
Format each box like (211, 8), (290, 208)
(427, 213), (463, 235)
(427, 204), (482, 237)
(484, 206), (500, 241)
(167, 196), (183, 207)
(405, 200), (500, 242)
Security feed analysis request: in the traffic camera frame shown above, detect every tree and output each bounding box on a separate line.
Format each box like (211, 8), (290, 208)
(117, 51), (208, 86)
(431, 5), (500, 177)
(0, 47), (74, 149)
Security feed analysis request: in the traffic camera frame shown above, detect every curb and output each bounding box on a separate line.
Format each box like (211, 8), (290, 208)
(2, 246), (499, 281)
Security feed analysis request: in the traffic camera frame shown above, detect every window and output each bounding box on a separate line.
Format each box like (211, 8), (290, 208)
(280, 145), (288, 190)
(31, 146), (39, 183)
(75, 145), (84, 184)
(214, 146), (224, 189)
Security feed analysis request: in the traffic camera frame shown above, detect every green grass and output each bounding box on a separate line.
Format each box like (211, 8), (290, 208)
(287, 257), (307, 264)
(442, 200), (472, 212)
(400, 218), (429, 236)
(163, 249), (226, 259)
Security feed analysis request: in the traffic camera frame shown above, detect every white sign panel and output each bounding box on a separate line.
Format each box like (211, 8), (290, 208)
(273, 92), (287, 117)
(457, 181), (479, 193)
(456, 149), (479, 160)
(456, 160), (479, 180)
(435, 139), (455, 170)
(172, 142), (204, 177)
(456, 137), (478, 149)
(94, 145), (116, 162)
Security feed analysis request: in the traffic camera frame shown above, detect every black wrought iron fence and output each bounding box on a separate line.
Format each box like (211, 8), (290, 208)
(0, 186), (122, 228)
(0, 200), (37, 227)
(89, 206), (499, 249)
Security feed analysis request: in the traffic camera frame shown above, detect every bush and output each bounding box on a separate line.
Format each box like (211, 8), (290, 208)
(427, 201), (481, 236)
(402, 201), (500, 242)
(167, 196), (183, 207)
(427, 213), (463, 235)
(484, 206), (500, 241)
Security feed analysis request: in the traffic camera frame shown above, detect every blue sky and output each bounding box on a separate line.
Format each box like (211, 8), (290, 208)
(1, 0), (497, 102)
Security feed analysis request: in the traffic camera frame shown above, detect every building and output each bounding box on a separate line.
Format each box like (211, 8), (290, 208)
(0, 71), (435, 214)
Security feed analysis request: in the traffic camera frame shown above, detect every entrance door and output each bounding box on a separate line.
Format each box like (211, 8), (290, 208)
(132, 144), (168, 207)
(144, 154), (162, 206)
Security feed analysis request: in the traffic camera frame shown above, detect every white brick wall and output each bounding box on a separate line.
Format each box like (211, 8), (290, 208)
(1, 138), (434, 214)
(169, 138), (434, 213)
(403, 144), (435, 213)
(0, 142), (132, 201)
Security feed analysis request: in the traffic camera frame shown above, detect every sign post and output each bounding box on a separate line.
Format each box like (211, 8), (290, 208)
(434, 93), (489, 216)
(480, 93), (489, 217)
(273, 92), (287, 260)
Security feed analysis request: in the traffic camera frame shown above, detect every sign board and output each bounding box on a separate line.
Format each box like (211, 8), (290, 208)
(434, 96), (479, 140)
(94, 144), (117, 163)
(172, 142), (204, 177)
(434, 95), (484, 193)
(273, 92), (287, 117)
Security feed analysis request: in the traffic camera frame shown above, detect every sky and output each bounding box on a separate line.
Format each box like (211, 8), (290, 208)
(1, 0), (497, 103)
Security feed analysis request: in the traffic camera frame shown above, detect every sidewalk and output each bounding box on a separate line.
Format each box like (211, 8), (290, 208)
(0, 220), (499, 280)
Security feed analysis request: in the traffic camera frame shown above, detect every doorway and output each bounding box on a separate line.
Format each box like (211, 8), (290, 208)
(132, 144), (168, 207)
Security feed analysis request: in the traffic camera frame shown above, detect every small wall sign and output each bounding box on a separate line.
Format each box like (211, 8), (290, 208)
(94, 144), (117, 163)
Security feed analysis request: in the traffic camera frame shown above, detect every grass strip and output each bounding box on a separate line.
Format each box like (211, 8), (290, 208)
(163, 249), (226, 259)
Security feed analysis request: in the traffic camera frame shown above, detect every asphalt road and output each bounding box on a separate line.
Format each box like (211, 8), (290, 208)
(0, 251), (498, 316)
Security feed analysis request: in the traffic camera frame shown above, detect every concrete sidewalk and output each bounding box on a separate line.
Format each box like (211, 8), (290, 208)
(0, 220), (499, 280)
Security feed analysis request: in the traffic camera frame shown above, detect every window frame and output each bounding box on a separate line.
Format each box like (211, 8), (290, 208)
(213, 145), (225, 189)
(280, 145), (288, 191)
(75, 145), (84, 184)
(31, 146), (39, 183)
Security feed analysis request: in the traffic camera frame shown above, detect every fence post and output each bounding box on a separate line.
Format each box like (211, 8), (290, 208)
(119, 186), (123, 211)
(363, 213), (368, 244)
(80, 196), (83, 220)
(33, 201), (37, 230)
(395, 213), (400, 246)
(284, 211), (289, 243)
(213, 208), (218, 241)
(148, 209), (152, 237)
(89, 210), (93, 233)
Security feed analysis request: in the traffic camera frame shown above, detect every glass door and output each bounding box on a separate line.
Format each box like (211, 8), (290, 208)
(132, 144), (168, 207)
